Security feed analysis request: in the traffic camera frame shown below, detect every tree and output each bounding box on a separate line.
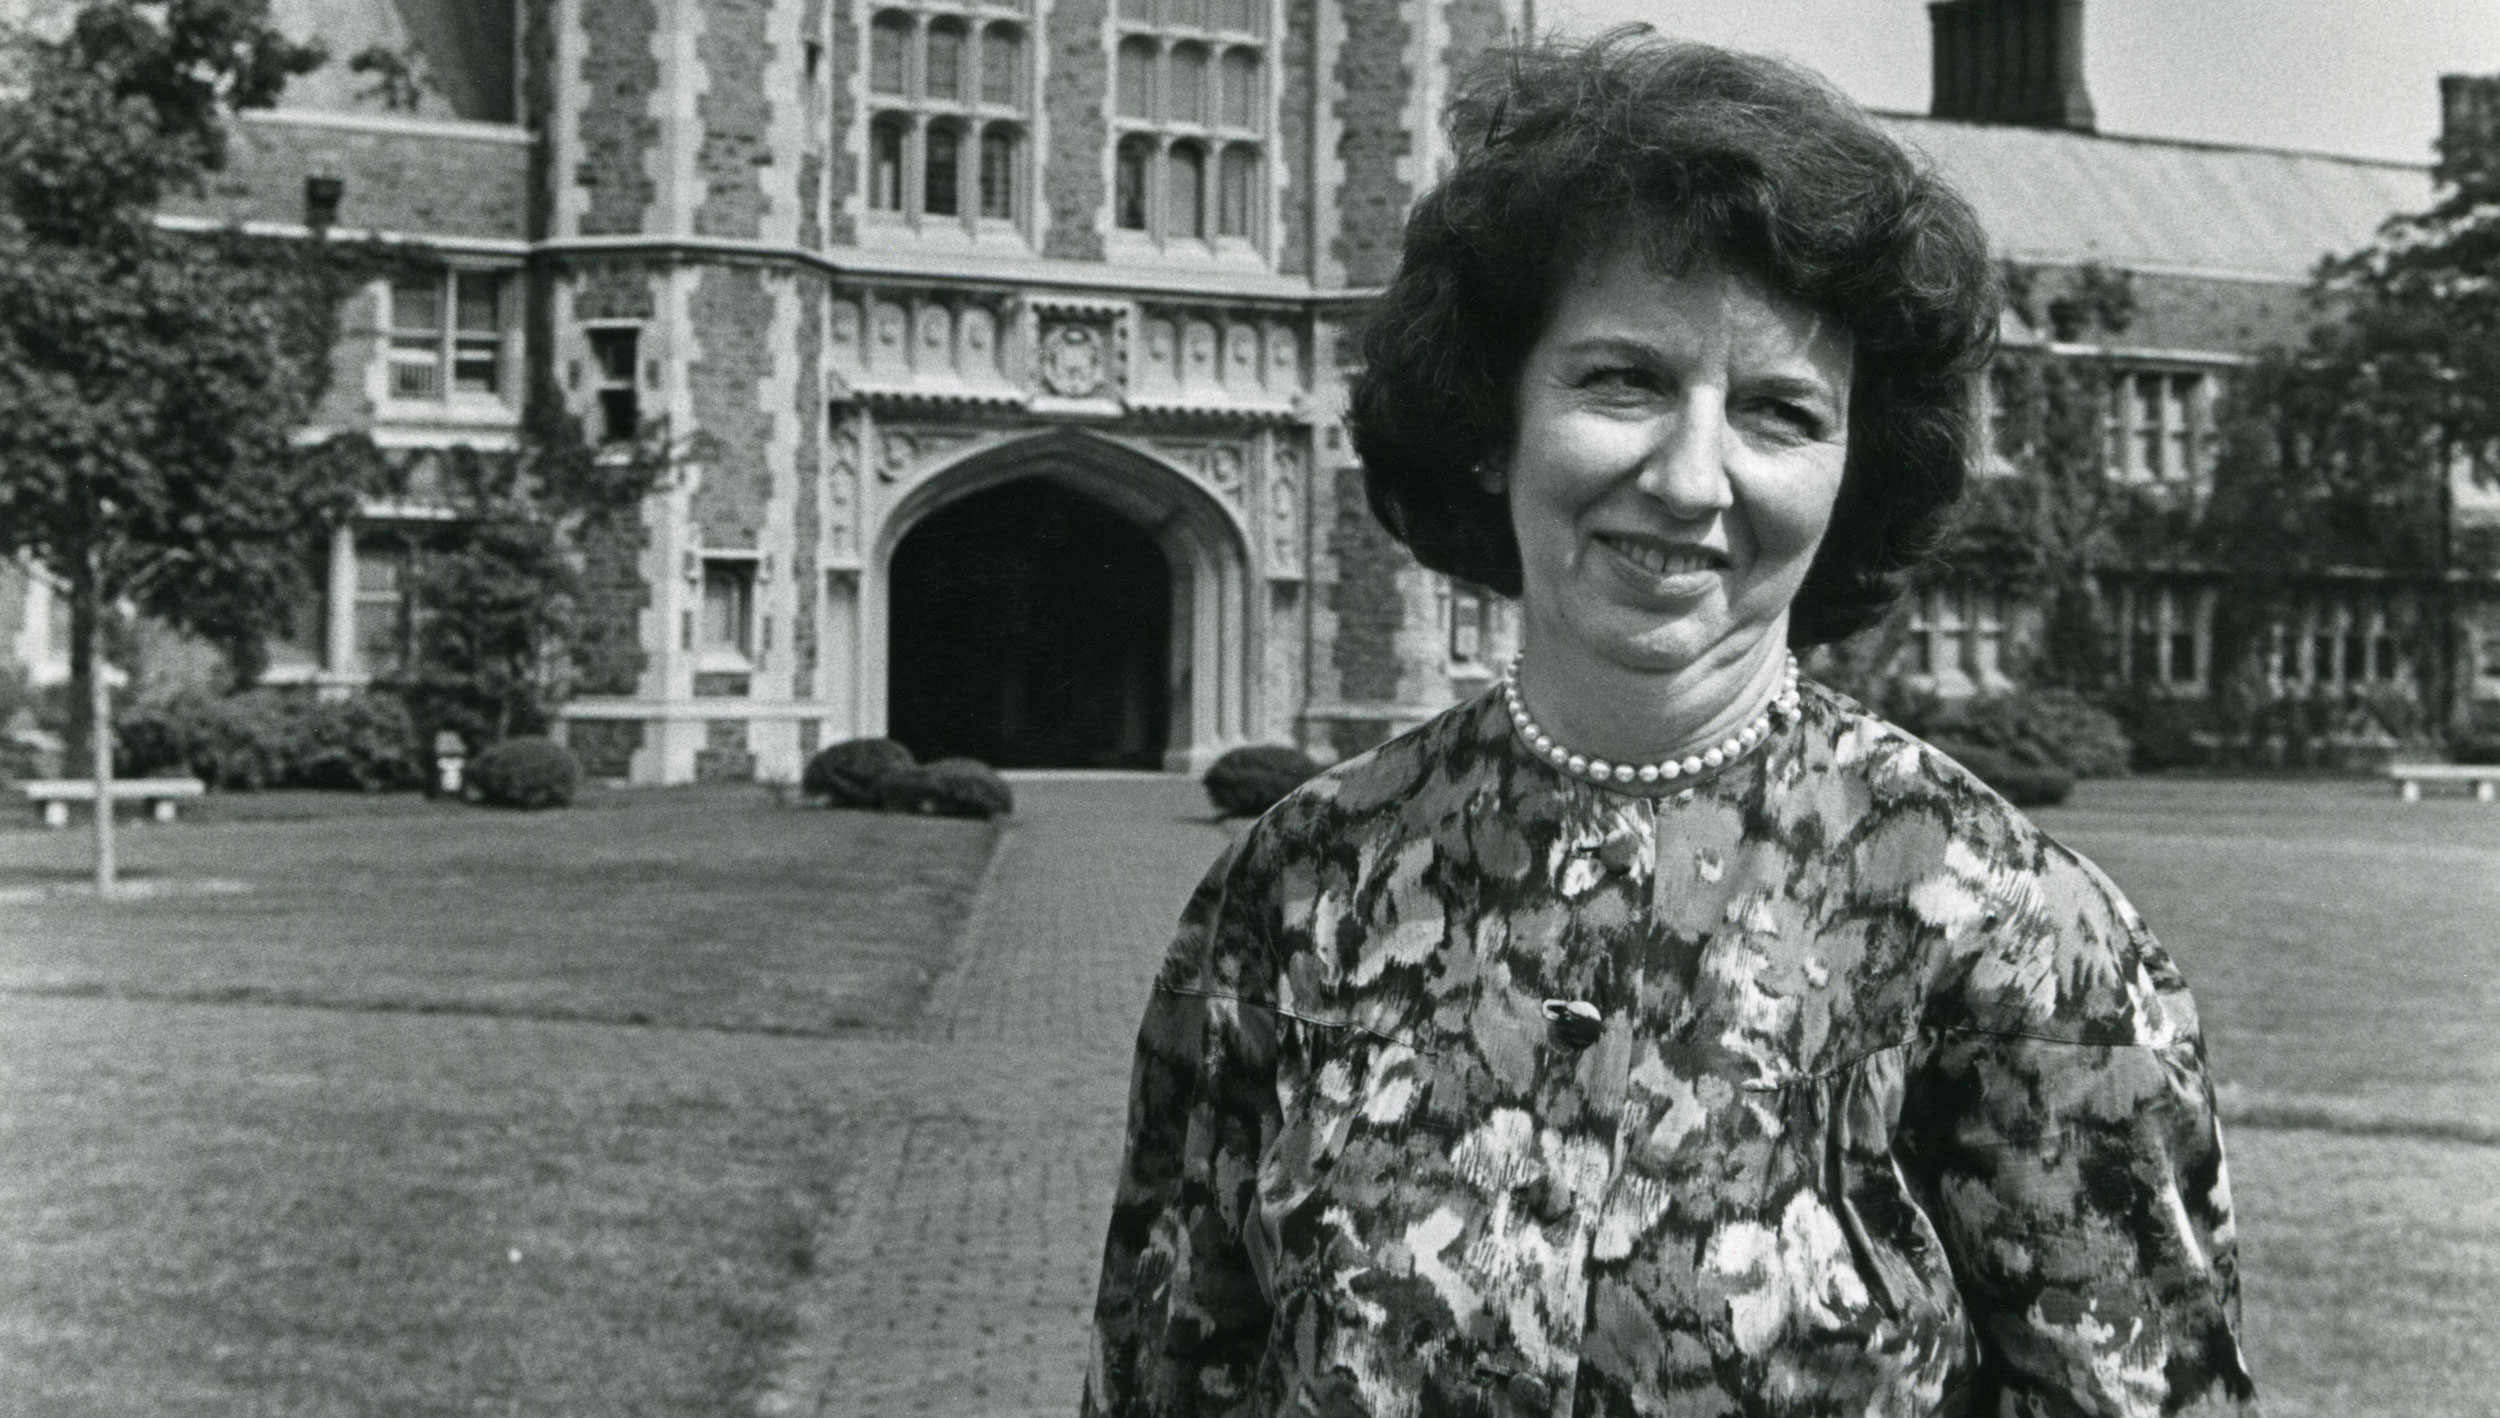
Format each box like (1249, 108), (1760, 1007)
(368, 401), (683, 754)
(1932, 262), (2186, 691)
(0, 1), (330, 891)
(2203, 73), (2500, 741)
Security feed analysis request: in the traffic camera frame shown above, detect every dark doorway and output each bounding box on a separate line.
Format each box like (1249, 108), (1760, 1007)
(888, 477), (1173, 768)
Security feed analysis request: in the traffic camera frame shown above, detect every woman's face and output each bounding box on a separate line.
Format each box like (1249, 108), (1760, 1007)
(1497, 243), (1854, 681)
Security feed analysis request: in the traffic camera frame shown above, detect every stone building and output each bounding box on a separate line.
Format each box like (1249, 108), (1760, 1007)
(97, 0), (1535, 782)
(6, 0), (2494, 777)
(1885, 1), (2500, 722)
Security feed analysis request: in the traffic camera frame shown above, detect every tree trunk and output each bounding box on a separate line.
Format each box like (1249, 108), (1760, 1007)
(64, 580), (93, 769)
(2438, 437), (2461, 743)
(77, 559), (116, 894)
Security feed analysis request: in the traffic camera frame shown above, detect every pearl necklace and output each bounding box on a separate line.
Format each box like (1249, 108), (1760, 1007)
(1502, 651), (1802, 788)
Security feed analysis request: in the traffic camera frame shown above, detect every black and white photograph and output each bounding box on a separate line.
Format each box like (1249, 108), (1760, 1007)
(1, 0), (2495, 1413)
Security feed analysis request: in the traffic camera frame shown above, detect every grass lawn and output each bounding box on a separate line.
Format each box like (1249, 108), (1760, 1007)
(2, 775), (2496, 1415)
(2041, 777), (2500, 1417)
(0, 787), (997, 1416)
(0, 784), (996, 1034)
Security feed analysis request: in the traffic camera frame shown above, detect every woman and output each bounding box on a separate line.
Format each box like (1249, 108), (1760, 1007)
(1086, 34), (2258, 1418)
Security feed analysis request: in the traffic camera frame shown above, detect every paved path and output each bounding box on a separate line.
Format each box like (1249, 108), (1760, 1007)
(760, 776), (1234, 1418)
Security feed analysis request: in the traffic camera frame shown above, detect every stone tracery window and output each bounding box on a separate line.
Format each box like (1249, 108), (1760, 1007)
(2107, 368), (2217, 484)
(1114, 134), (1153, 230)
(2118, 582), (2214, 691)
(1111, 0), (1266, 247)
(1905, 580), (2008, 693)
(863, 2), (1030, 229)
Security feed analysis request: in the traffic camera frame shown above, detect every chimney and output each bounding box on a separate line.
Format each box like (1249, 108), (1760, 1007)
(2438, 74), (2500, 190)
(1929, 0), (2096, 132)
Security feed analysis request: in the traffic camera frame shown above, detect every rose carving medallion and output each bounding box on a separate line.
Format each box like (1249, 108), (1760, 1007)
(1037, 321), (1109, 398)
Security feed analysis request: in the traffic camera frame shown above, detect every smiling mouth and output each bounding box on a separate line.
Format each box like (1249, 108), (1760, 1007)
(1598, 534), (1725, 578)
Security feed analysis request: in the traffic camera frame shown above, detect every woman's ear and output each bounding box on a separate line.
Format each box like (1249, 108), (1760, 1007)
(1474, 457), (1507, 496)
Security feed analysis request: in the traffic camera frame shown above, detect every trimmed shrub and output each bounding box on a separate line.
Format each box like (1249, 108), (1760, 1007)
(875, 756), (1014, 819)
(1203, 744), (1324, 818)
(292, 695), (423, 791)
(113, 703), (192, 779)
(1900, 689), (2131, 779)
(156, 690), (297, 790)
(114, 690), (421, 791)
(802, 737), (915, 808)
(2113, 692), (2216, 771)
(1932, 739), (2075, 808)
(2453, 736), (2500, 767)
(0, 729), (59, 783)
(467, 736), (583, 809)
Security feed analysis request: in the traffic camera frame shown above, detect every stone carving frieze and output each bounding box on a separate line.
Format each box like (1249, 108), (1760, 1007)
(1132, 308), (1306, 410)
(827, 286), (1016, 396)
(874, 424), (984, 486)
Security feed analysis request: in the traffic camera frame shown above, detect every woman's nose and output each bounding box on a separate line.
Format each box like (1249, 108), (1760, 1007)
(1633, 396), (1735, 517)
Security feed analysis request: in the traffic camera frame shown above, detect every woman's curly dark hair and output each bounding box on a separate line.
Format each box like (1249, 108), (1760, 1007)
(1347, 33), (2001, 645)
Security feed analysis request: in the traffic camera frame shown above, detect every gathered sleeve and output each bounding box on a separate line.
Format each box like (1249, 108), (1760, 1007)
(1083, 832), (1283, 1418)
(1901, 868), (2261, 1417)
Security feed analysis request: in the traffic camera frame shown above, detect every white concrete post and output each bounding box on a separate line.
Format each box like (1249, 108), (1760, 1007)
(325, 521), (358, 681)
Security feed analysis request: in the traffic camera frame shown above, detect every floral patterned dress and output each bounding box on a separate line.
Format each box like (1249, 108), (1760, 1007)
(1084, 679), (2258, 1417)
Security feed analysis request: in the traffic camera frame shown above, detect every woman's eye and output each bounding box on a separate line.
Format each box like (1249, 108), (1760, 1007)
(1745, 399), (1827, 441)
(1580, 365), (1657, 394)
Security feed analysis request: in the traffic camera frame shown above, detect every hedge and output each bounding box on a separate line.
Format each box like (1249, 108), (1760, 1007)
(1203, 744), (1324, 818)
(467, 737), (583, 809)
(1932, 739), (2075, 808)
(874, 757), (1014, 819)
(115, 690), (421, 791)
(802, 737), (916, 808)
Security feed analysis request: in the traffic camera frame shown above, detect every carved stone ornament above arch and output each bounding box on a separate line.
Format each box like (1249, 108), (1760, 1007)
(1266, 436), (1305, 581)
(1141, 435), (1255, 506)
(872, 426), (1256, 566)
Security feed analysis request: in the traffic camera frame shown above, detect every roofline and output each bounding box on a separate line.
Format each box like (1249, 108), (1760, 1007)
(1994, 254), (2320, 288)
(1870, 109), (2430, 174)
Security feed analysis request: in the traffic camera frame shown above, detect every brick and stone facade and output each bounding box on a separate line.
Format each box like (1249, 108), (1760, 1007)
(167, 0), (1527, 782)
(19, 0), (2490, 779)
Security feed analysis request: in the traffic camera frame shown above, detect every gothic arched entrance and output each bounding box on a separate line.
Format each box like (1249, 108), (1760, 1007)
(887, 477), (1174, 768)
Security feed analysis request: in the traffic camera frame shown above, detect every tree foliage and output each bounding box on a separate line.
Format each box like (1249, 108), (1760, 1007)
(1930, 262), (2187, 690)
(0, 0), (321, 242)
(364, 401), (683, 749)
(0, 2), (337, 885)
(0, 2), (339, 685)
(2196, 74), (2500, 736)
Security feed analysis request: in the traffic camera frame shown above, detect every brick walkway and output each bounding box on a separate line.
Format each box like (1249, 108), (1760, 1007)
(760, 776), (1233, 1418)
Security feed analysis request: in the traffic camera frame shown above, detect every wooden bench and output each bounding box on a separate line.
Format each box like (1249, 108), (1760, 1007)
(2387, 763), (2500, 803)
(20, 777), (207, 827)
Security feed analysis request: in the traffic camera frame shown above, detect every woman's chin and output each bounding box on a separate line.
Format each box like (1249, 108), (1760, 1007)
(1549, 586), (1722, 675)
(1567, 617), (1719, 677)
(1545, 599), (1792, 682)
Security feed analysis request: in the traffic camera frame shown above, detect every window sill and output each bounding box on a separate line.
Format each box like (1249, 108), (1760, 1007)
(1107, 230), (1270, 268)
(857, 212), (1035, 253)
(376, 395), (519, 426)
